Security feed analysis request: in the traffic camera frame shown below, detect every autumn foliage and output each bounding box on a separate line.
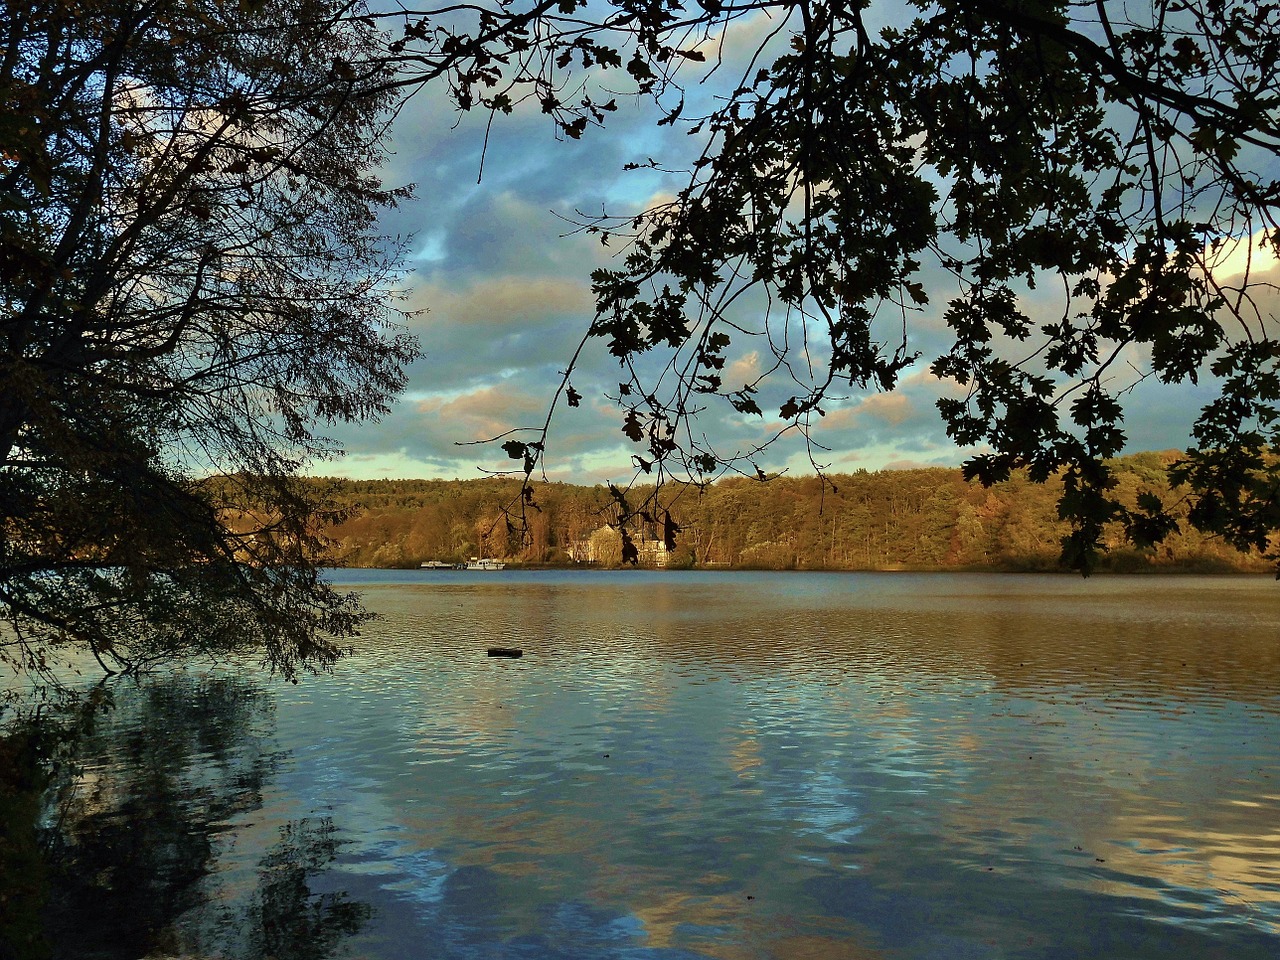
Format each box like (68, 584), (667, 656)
(316, 452), (1268, 573)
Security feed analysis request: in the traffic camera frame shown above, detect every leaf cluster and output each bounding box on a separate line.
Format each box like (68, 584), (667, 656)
(390, 0), (1280, 573)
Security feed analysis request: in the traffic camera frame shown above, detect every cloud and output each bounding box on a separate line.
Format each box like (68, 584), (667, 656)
(723, 350), (763, 386)
(1205, 228), (1280, 281)
(851, 391), (915, 427)
(321, 380), (550, 477)
(416, 385), (546, 442)
(411, 275), (592, 334)
(324, 23), (1263, 483)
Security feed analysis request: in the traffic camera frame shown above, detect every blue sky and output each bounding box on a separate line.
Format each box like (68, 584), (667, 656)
(319, 11), (1272, 484)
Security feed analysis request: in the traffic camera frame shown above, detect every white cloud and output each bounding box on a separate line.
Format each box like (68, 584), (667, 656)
(321, 24), (1252, 482)
(1205, 229), (1280, 281)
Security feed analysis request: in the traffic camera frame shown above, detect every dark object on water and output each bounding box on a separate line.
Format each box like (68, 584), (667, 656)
(487, 647), (523, 658)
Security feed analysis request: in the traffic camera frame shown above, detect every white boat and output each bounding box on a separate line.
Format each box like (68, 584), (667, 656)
(465, 558), (506, 571)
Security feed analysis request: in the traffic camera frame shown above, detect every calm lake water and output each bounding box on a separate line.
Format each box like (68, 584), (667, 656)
(25, 571), (1280, 959)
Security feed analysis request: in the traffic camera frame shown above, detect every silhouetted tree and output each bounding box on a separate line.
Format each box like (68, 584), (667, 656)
(398, 0), (1280, 570)
(1, 0), (418, 685)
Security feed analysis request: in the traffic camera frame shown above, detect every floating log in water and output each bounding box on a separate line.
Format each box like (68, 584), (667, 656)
(487, 647), (523, 658)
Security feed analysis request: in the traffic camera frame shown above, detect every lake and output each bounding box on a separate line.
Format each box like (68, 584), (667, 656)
(19, 571), (1280, 959)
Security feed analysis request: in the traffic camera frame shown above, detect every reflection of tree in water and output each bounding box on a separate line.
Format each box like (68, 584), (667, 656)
(1, 672), (369, 960)
(247, 818), (372, 960)
(41, 675), (277, 957)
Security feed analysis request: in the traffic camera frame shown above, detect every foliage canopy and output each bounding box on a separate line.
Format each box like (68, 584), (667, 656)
(1, 0), (418, 687)
(308, 458), (1269, 573)
(388, 0), (1280, 570)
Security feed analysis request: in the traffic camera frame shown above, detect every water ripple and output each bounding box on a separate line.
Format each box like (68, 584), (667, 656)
(34, 572), (1280, 959)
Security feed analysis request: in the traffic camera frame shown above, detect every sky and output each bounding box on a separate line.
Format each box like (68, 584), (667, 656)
(318, 10), (1275, 485)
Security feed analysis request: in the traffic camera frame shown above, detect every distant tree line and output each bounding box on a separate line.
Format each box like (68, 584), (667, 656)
(307, 452), (1270, 573)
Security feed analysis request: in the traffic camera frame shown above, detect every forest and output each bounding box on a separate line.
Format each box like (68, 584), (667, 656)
(307, 452), (1270, 573)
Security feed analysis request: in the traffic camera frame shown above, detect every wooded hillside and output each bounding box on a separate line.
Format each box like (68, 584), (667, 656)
(309, 452), (1269, 573)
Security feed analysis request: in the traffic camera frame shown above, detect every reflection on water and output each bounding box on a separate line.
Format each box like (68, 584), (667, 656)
(1, 673), (371, 960)
(7, 572), (1280, 958)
